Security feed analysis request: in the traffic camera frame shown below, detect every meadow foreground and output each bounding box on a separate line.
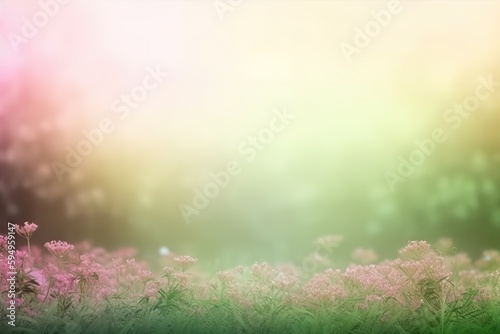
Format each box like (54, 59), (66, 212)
(1, 223), (499, 333)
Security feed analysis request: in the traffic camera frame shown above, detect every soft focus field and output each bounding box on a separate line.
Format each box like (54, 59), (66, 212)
(2, 1), (500, 333)
(1, 223), (500, 333)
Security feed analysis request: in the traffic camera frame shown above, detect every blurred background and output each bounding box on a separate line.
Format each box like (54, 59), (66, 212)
(1, 0), (499, 271)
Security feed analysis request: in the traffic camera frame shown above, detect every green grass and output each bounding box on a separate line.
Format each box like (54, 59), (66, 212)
(2, 289), (500, 334)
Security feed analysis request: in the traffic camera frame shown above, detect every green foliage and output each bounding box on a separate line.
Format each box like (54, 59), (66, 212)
(2, 293), (499, 334)
(154, 286), (185, 315)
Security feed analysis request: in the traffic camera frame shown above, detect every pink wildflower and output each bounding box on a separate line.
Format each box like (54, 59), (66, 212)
(30, 269), (46, 287)
(162, 266), (176, 276)
(172, 272), (189, 287)
(44, 240), (75, 257)
(324, 268), (342, 279)
(235, 265), (246, 275)
(251, 262), (277, 282)
(173, 255), (198, 271)
(399, 241), (432, 260)
(272, 273), (299, 291)
(14, 250), (30, 269)
(15, 222), (38, 239)
(216, 270), (238, 284)
(144, 281), (160, 300)
(303, 272), (347, 304)
(138, 270), (153, 283)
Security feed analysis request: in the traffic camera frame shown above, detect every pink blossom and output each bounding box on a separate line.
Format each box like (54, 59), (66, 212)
(30, 269), (46, 287)
(173, 255), (198, 271)
(162, 266), (176, 276)
(251, 262), (277, 282)
(216, 270), (238, 284)
(14, 250), (30, 269)
(235, 265), (246, 275)
(15, 222), (38, 239)
(96, 286), (114, 299)
(399, 241), (432, 260)
(272, 273), (299, 291)
(73, 254), (106, 292)
(138, 270), (153, 283)
(172, 272), (189, 287)
(144, 280), (160, 300)
(44, 240), (75, 257)
(303, 272), (348, 304)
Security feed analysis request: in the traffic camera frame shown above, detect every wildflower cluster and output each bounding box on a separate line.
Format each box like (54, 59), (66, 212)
(0, 226), (499, 333)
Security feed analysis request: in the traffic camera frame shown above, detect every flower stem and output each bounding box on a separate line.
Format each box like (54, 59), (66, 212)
(27, 238), (32, 268)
